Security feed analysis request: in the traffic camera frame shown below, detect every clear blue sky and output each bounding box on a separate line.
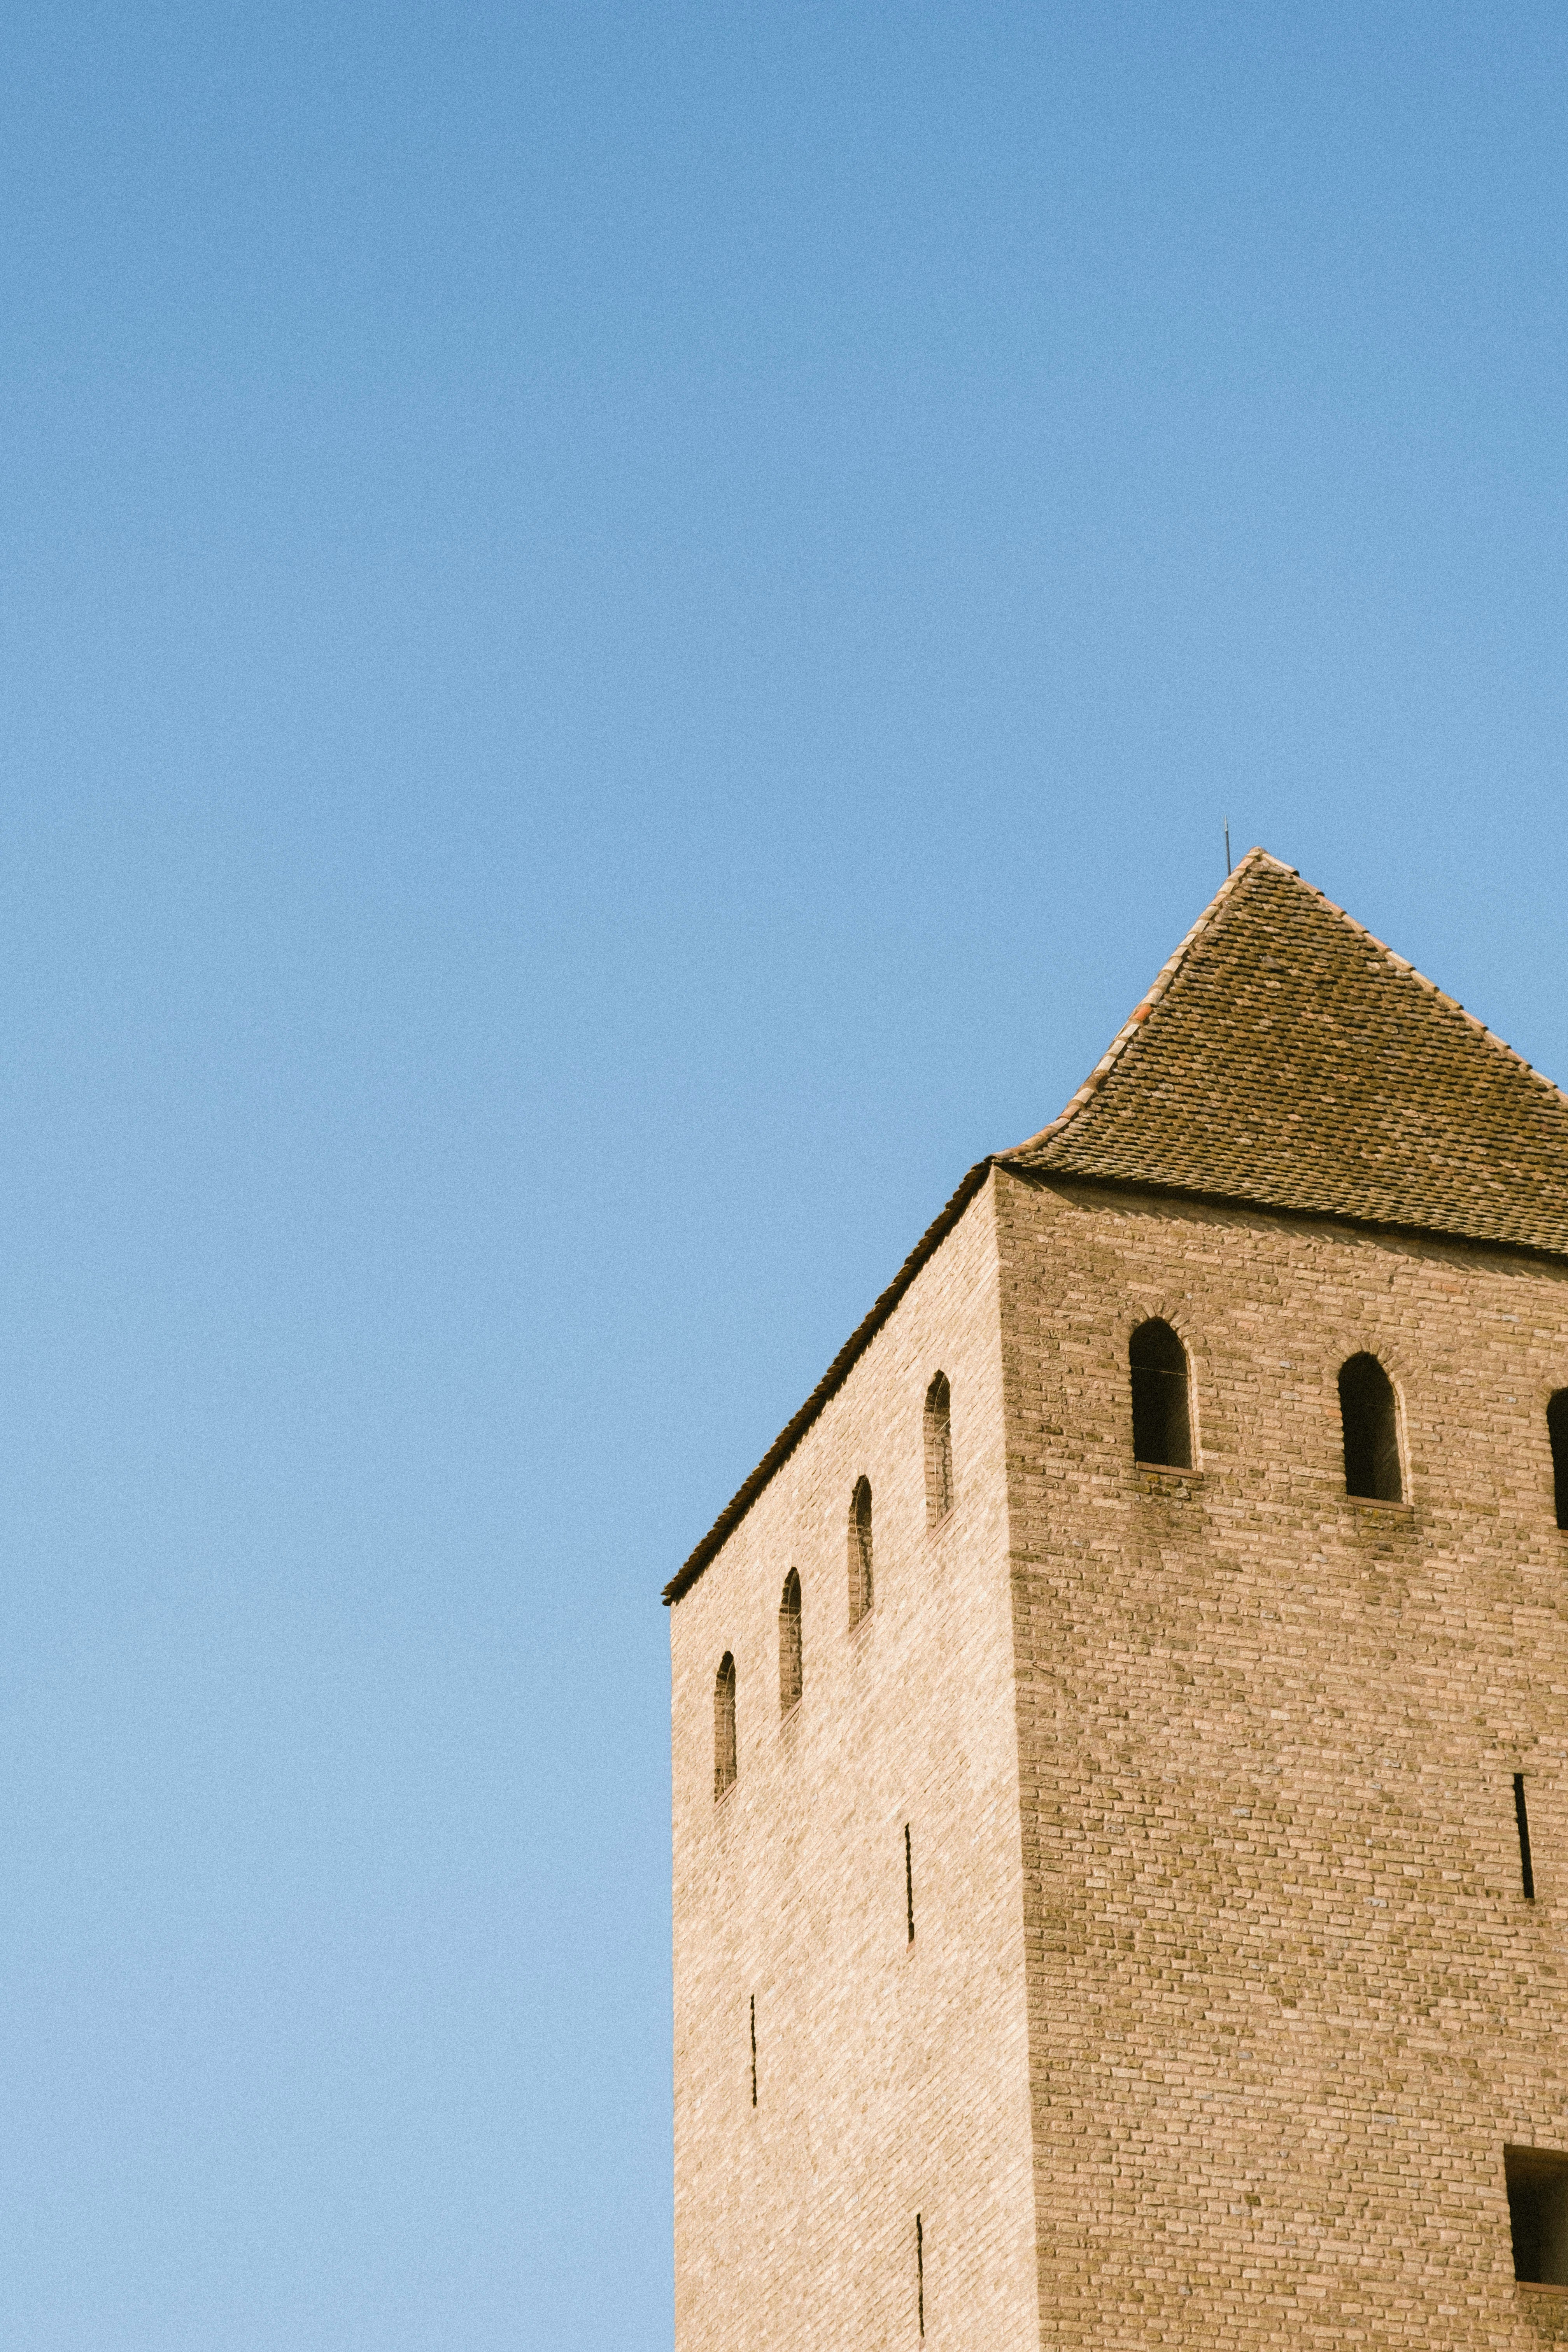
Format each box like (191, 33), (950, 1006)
(2, 5), (1565, 2345)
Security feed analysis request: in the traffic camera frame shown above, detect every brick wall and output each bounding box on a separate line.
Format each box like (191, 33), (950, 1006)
(997, 1167), (1568, 2347)
(670, 1173), (1040, 2350)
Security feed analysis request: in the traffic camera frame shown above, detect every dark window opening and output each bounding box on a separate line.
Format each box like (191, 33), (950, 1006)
(1507, 2146), (1568, 2285)
(923, 1372), (954, 1525)
(1339, 1353), (1403, 1501)
(1516, 1774), (1536, 1900)
(779, 1569), (802, 1714)
(1129, 1318), (1193, 1469)
(750, 1994), (757, 2109)
(713, 1653), (736, 1801)
(916, 2214), (925, 2338)
(1550, 1391), (1568, 1531)
(848, 1478), (874, 1627)
(905, 1822), (915, 1945)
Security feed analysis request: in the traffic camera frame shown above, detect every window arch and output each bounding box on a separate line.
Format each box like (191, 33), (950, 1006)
(714, 1653), (737, 1799)
(924, 1372), (954, 1525)
(1339, 1353), (1403, 1501)
(848, 1477), (873, 1627)
(1549, 1392), (1568, 1530)
(1129, 1318), (1193, 1469)
(779, 1570), (802, 1713)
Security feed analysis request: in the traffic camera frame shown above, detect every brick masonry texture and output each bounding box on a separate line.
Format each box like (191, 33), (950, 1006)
(670, 859), (1568, 2347)
(999, 1167), (1568, 2348)
(671, 1179), (1042, 2350)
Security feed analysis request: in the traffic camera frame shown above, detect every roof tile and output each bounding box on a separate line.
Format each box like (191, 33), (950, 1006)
(1004, 847), (1568, 1255)
(666, 850), (1568, 1602)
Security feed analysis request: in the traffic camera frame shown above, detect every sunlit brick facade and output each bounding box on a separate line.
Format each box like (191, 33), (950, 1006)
(669, 852), (1568, 2347)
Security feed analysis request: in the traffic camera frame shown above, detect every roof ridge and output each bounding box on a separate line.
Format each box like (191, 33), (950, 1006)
(1004, 851), (1568, 1166)
(1000, 846), (1286, 1159)
(1279, 865), (1568, 1114)
(667, 858), (1568, 1606)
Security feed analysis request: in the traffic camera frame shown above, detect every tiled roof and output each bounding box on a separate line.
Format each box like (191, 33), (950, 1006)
(1003, 848), (1568, 1256)
(666, 850), (1568, 1603)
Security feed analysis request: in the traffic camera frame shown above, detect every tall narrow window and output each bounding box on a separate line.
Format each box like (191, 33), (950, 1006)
(1339, 1353), (1403, 1501)
(1549, 1391), (1568, 1530)
(1129, 1318), (1193, 1468)
(1516, 1774), (1536, 1900)
(750, 1994), (757, 2108)
(714, 1653), (736, 1800)
(915, 2214), (925, 2338)
(905, 1823), (915, 1944)
(848, 1477), (873, 1627)
(779, 1570), (802, 1714)
(923, 1372), (954, 1525)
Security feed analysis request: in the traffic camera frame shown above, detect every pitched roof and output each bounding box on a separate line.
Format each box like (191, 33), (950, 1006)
(666, 850), (1568, 1604)
(1003, 847), (1568, 1256)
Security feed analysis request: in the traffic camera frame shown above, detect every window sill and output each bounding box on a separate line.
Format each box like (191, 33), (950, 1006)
(1134, 1463), (1203, 1494)
(1518, 2280), (1568, 2296)
(1345, 1495), (1414, 1521)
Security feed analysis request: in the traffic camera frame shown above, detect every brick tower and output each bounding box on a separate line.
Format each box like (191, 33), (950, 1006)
(666, 849), (1568, 2348)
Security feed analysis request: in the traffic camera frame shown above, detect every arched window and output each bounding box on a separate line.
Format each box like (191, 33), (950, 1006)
(848, 1477), (873, 1627)
(1549, 1392), (1568, 1530)
(779, 1570), (802, 1713)
(1339, 1353), (1403, 1501)
(1129, 1318), (1193, 1469)
(924, 1372), (954, 1525)
(714, 1653), (737, 1799)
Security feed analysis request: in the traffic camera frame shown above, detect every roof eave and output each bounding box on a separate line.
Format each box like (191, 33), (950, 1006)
(1003, 1161), (1568, 1267)
(662, 1157), (995, 1607)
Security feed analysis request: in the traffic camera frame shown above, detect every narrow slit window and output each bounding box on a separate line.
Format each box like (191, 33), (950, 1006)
(916, 2214), (925, 2338)
(1506, 2146), (1568, 2285)
(923, 1372), (954, 1525)
(1339, 1353), (1403, 1501)
(848, 1478), (873, 1627)
(779, 1569), (802, 1714)
(713, 1653), (736, 1800)
(1129, 1317), (1193, 1468)
(750, 1994), (757, 2109)
(905, 1822), (915, 1945)
(1516, 1774), (1536, 1900)
(1550, 1391), (1568, 1530)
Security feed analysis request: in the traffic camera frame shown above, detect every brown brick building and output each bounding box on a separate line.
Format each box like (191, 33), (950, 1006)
(666, 849), (1568, 2347)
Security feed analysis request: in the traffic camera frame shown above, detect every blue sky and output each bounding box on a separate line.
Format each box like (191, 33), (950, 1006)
(2, 5), (1565, 2346)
